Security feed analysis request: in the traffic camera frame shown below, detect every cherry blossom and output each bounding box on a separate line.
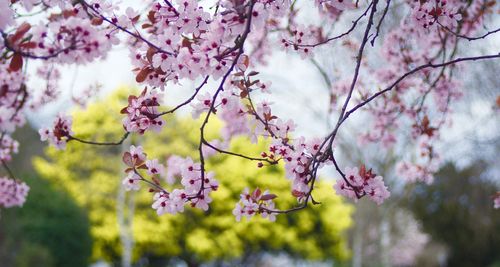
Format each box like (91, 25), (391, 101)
(145, 159), (166, 177)
(334, 166), (390, 205)
(122, 172), (141, 191)
(0, 176), (29, 208)
(233, 188), (277, 222)
(121, 89), (165, 134)
(410, 0), (462, 30)
(38, 114), (74, 150)
(0, 0), (497, 217)
(0, 136), (19, 162)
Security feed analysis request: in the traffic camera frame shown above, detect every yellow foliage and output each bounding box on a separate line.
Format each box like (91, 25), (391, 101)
(33, 87), (354, 265)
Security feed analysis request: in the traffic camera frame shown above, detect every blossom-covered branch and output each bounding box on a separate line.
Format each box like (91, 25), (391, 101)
(1, 0), (499, 218)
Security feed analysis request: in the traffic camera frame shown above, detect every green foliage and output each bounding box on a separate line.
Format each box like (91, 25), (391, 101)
(34, 88), (354, 265)
(0, 175), (92, 267)
(407, 162), (500, 267)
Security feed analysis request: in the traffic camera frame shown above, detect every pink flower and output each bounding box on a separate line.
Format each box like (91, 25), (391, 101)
(334, 166), (390, 205)
(233, 188), (278, 222)
(146, 159), (165, 177)
(0, 176), (29, 208)
(190, 92), (212, 119)
(39, 114), (74, 150)
(122, 172), (141, 191)
(121, 89), (165, 134)
(127, 145), (147, 166)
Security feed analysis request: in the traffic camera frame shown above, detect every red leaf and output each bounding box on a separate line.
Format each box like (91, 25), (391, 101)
(359, 164), (366, 179)
(252, 188), (262, 199)
(91, 17), (104, 26)
(136, 68), (152, 83)
(122, 152), (133, 167)
(10, 22), (31, 44)
(131, 15), (141, 24)
(146, 47), (156, 63)
(9, 53), (23, 72)
(292, 190), (305, 197)
(19, 41), (37, 49)
(260, 194), (277, 201)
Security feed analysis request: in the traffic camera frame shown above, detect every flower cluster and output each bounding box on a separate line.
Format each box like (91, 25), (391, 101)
(0, 176), (29, 208)
(334, 166), (390, 205)
(121, 145), (147, 191)
(279, 25), (317, 59)
(121, 88), (165, 134)
(0, 135), (19, 162)
(1, 0), (497, 216)
(39, 114), (74, 150)
(233, 188), (277, 222)
(410, 0), (462, 30)
(122, 146), (218, 214)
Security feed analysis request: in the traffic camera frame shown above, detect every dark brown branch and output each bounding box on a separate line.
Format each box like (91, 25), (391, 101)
(342, 53), (500, 123)
(1, 31), (75, 60)
(1, 160), (16, 179)
(270, 0), (380, 214)
(155, 76), (209, 118)
(68, 132), (130, 146)
(201, 139), (276, 164)
(370, 0), (390, 46)
(292, 2), (373, 48)
(439, 23), (500, 41)
(196, 0), (257, 198)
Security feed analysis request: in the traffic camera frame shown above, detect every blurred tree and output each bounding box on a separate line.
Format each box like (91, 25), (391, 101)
(406, 162), (500, 267)
(33, 88), (354, 266)
(0, 174), (92, 267)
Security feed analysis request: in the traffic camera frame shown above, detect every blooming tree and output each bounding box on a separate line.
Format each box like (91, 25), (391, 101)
(0, 0), (499, 218)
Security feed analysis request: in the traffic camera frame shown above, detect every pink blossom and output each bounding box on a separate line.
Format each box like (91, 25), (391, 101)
(39, 114), (74, 150)
(334, 166), (390, 205)
(233, 188), (278, 222)
(122, 172), (141, 191)
(146, 159), (166, 177)
(0, 176), (29, 208)
(121, 89), (165, 134)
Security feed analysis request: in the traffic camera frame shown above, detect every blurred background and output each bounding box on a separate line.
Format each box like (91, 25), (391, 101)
(0, 79), (499, 267)
(1, 1), (499, 267)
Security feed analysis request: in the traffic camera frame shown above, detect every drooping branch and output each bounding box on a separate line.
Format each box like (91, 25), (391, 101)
(69, 132), (130, 146)
(79, 0), (175, 56)
(439, 23), (500, 41)
(195, 0), (257, 198)
(155, 76), (210, 118)
(291, 2), (374, 48)
(370, 0), (391, 46)
(343, 53), (500, 123)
